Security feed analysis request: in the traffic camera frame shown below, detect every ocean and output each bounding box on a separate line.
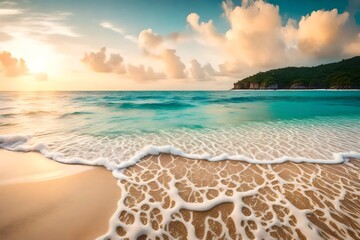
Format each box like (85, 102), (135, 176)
(1, 90), (360, 239)
(0, 90), (359, 168)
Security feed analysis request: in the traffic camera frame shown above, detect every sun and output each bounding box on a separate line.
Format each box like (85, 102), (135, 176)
(27, 57), (48, 73)
(9, 37), (58, 75)
(25, 46), (54, 74)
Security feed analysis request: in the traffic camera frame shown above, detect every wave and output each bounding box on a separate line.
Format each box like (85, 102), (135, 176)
(26, 110), (58, 116)
(0, 113), (17, 118)
(209, 96), (360, 104)
(59, 111), (93, 118)
(0, 123), (16, 127)
(1, 133), (359, 175)
(1, 126), (360, 239)
(0, 107), (14, 111)
(117, 101), (195, 110)
(0, 111), (57, 118)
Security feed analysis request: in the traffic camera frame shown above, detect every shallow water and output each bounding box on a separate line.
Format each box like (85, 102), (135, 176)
(0, 91), (359, 167)
(1, 90), (360, 239)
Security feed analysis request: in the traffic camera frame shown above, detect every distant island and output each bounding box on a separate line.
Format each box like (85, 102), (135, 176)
(232, 56), (360, 90)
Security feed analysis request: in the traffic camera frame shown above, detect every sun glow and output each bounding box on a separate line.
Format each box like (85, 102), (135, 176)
(27, 57), (48, 73)
(25, 45), (56, 75)
(6, 37), (61, 76)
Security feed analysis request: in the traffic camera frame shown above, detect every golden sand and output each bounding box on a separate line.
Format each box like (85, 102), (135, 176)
(1, 150), (359, 239)
(107, 154), (360, 240)
(0, 150), (121, 240)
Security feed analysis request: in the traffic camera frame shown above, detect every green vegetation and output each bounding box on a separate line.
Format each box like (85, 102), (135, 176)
(233, 56), (360, 89)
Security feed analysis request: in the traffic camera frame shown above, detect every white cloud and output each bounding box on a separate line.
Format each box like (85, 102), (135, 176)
(0, 8), (79, 38)
(0, 8), (23, 15)
(124, 35), (138, 43)
(100, 21), (124, 34)
(99, 21), (138, 43)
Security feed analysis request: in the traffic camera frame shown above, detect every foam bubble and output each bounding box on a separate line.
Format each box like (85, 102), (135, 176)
(1, 119), (360, 239)
(1, 117), (359, 171)
(98, 154), (360, 239)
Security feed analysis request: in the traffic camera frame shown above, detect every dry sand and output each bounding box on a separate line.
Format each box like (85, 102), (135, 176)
(0, 150), (121, 240)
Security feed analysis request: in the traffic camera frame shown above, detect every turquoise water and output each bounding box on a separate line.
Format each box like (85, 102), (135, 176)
(0, 91), (360, 168)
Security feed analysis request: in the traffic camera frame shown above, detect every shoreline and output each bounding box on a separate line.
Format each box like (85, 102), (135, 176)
(1, 149), (359, 239)
(230, 89), (360, 91)
(103, 154), (360, 239)
(0, 150), (121, 240)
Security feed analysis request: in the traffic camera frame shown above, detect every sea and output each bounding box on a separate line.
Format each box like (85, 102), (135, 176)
(1, 90), (359, 168)
(1, 90), (360, 239)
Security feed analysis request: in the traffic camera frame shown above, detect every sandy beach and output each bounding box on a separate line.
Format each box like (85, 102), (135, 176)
(1, 0), (360, 238)
(1, 150), (359, 239)
(102, 154), (360, 239)
(0, 150), (121, 240)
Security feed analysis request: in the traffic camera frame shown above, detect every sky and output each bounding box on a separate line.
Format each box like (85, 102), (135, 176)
(0, 0), (360, 90)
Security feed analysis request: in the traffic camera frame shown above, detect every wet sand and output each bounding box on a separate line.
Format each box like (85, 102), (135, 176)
(1, 150), (359, 240)
(0, 150), (121, 240)
(103, 154), (360, 240)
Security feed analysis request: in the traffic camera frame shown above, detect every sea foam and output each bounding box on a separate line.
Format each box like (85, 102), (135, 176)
(97, 154), (360, 239)
(1, 91), (360, 239)
(1, 117), (360, 172)
(1, 127), (359, 239)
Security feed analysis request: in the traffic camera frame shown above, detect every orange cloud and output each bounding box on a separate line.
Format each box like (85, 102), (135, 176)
(127, 64), (165, 81)
(344, 34), (360, 55)
(188, 59), (217, 80)
(0, 32), (13, 42)
(138, 29), (163, 49)
(297, 9), (350, 57)
(82, 47), (126, 74)
(33, 72), (48, 81)
(82, 47), (168, 81)
(186, 13), (224, 45)
(224, 0), (285, 67)
(84, 0), (360, 83)
(187, 0), (287, 71)
(0, 51), (28, 77)
(161, 49), (186, 79)
(187, 0), (360, 74)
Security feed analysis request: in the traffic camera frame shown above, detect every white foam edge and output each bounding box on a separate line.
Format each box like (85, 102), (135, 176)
(1, 134), (359, 177)
(1, 133), (360, 239)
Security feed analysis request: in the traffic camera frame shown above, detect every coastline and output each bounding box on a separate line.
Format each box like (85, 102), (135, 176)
(102, 154), (360, 239)
(230, 89), (360, 91)
(1, 149), (359, 239)
(0, 150), (121, 240)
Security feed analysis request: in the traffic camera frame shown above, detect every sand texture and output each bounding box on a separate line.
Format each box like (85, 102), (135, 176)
(0, 150), (121, 240)
(101, 154), (360, 240)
